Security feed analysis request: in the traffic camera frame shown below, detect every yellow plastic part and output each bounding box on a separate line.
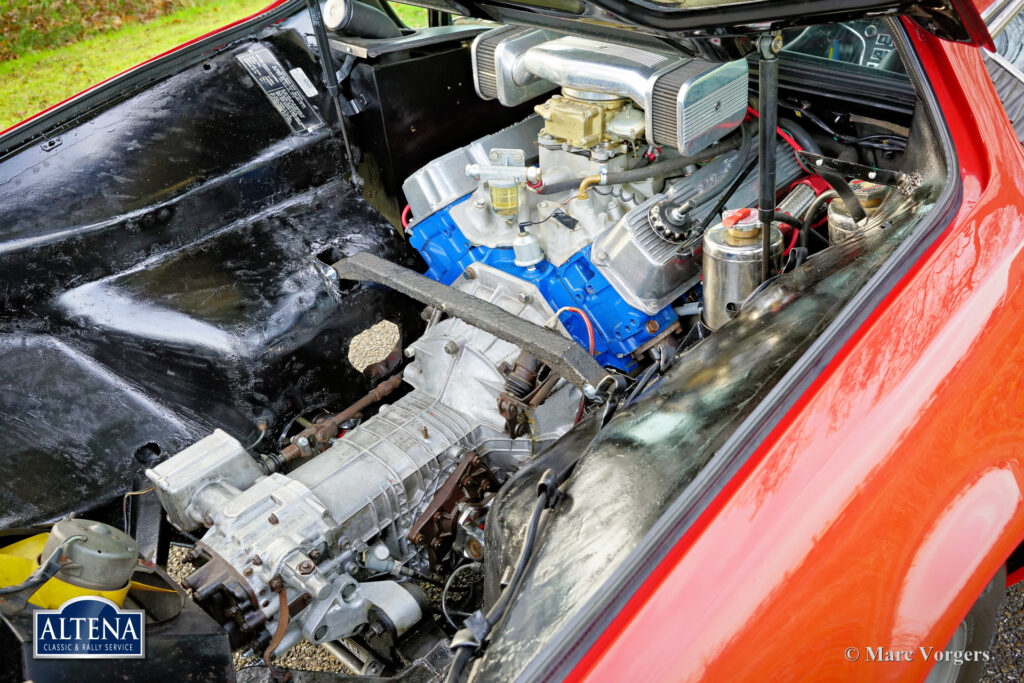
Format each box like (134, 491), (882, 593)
(0, 533), (130, 608)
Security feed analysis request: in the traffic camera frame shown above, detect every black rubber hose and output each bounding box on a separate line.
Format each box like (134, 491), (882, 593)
(699, 156), (758, 230)
(817, 136), (859, 163)
(778, 118), (821, 155)
(818, 172), (867, 223)
(668, 119), (752, 212)
(444, 492), (549, 683)
(445, 648), (475, 683)
(779, 118), (865, 223)
(772, 211), (803, 231)
(484, 494), (546, 625)
(329, 0), (402, 38)
(799, 189), (838, 250)
(535, 128), (747, 196)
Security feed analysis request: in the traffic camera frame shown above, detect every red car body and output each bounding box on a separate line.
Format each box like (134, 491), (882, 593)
(575, 13), (1024, 682)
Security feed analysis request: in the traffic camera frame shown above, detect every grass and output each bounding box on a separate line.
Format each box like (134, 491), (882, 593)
(0, 0), (196, 60)
(391, 2), (427, 28)
(0, 0), (270, 129)
(0, 0), (429, 131)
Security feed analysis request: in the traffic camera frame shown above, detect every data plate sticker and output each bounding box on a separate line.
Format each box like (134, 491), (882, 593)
(289, 67), (319, 97)
(238, 47), (324, 134)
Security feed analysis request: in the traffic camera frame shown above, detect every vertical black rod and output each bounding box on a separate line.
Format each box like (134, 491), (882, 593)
(757, 34), (780, 282)
(306, 0), (361, 187)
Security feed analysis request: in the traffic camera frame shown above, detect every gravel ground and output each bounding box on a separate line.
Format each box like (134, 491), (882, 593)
(984, 583), (1024, 681)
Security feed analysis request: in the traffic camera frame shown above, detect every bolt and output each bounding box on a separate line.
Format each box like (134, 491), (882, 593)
(297, 436), (309, 448)
(404, 347), (415, 358)
(645, 320), (660, 334)
(298, 560), (315, 575)
(517, 291), (531, 304)
(309, 549), (320, 561)
(414, 534), (425, 544)
(815, 159), (823, 167)
(868, 171), (877, 180)
(463, 267), (476, 280)
(259, 587), (267, 596)
(252, 555), (263, 566)
(422, 426), (430, 439)
(444, 341), (459, 355)
(202, 515), (214, 526)
(268, 513), (279, 525)
(269, 577), (284, 592)
(593, 251), (607, 262)
(243, 567), (253, 577)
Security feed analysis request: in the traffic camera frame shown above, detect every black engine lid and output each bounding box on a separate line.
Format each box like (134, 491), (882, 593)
(402, 0), (993, 58)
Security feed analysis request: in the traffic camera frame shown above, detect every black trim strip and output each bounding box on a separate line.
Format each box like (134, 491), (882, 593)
(0, 0), (304, 159)
(519, 17), (963, 682)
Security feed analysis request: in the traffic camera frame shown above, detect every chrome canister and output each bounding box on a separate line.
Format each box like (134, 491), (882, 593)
(828, 180), (889, 243)
(702, 212), (783, 331)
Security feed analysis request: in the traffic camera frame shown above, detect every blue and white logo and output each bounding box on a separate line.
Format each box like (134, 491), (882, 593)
(34, 596), (145, 659)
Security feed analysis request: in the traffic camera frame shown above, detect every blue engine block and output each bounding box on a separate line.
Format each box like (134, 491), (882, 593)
(408, 196), (678, 372)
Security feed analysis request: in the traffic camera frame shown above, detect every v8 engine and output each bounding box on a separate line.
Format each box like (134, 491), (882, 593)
(144, 24), (890, 667)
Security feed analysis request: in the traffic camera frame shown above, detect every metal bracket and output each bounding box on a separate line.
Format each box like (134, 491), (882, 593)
(328, 25), (488, 59)
(796, 151), (913, 189)
(338, 93), (369, 117)
(331, 252), (607, 390)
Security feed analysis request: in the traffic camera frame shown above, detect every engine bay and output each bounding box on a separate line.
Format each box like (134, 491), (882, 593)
(0, 7), (946, 682)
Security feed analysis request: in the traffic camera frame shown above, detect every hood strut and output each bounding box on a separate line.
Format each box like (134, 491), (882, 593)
(305, 0), (363, 188)
(757, 32), (783, 283)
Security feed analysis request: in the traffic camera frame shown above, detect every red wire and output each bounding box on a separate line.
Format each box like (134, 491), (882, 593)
(555, 306), (596, 426)
(556, 307), (595, 357)
(401, 204), (412, 230)
(746, 106), (812, 174)
(783, 227), (800, 257)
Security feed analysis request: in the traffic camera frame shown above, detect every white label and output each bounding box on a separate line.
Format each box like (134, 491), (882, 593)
(289, 67), (318, 98)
